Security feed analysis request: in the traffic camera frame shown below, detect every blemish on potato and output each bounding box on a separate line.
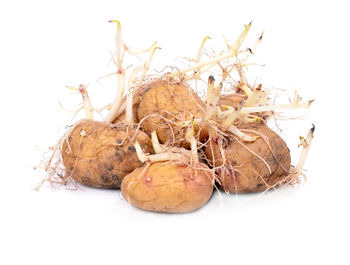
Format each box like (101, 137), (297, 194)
(128, 145), (136, 152)
(115, 149), (123, 161)
(101, 175), (110, 183)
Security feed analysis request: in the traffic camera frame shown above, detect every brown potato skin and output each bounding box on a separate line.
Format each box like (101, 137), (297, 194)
(137, 79), (206, 146)
(121, 162), (214, 213)
(205, 123), (291, 193)
(61, 119), (153, 189)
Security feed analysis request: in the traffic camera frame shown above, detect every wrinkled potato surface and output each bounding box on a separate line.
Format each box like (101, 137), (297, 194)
(62, 119), (153, 188)
(205, 123), (291, 193)
(121, 162), (214, 213)
(137, 79), (206, 145)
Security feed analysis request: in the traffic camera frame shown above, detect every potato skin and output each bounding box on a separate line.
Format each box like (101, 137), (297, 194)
(61, 119), (153, 189)
(121, 162), (214, 213)
(205, 123), (291, 193)
(137, 79), (206, 146)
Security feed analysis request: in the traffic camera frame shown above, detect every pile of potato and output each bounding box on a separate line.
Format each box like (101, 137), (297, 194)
(44, 21), (314, 213)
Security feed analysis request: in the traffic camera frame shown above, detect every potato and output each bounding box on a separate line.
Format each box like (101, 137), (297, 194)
(205, 122), (291, 193)
(121, 162), (214, 213)
(137, 79), (206, 146)
(61, 119), (153, 188)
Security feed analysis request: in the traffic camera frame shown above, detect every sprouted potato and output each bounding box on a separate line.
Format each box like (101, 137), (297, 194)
(122, 161), (213, 213)
(40, 20), (315, 213)
(121, 126), (214, 213)
(61, 119), (153, 188)
(205, 122), (291, 193)
(137, 78), (206, 146)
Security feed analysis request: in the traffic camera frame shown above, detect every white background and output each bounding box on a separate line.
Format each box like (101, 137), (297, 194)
(1, 0), (349, 264)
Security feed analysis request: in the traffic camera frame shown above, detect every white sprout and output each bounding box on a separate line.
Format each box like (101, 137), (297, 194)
(134, 142), (182, 163)
(151, 130), (164, 154)
(291, 125), (315, 179)
(66, 84), (94, 120)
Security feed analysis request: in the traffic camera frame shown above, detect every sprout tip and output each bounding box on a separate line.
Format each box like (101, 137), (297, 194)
(308, 99), (315, 106)
(259, 30), (264, 40)
(108, 19), (121, 25)
(311, 124), (315, 133)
